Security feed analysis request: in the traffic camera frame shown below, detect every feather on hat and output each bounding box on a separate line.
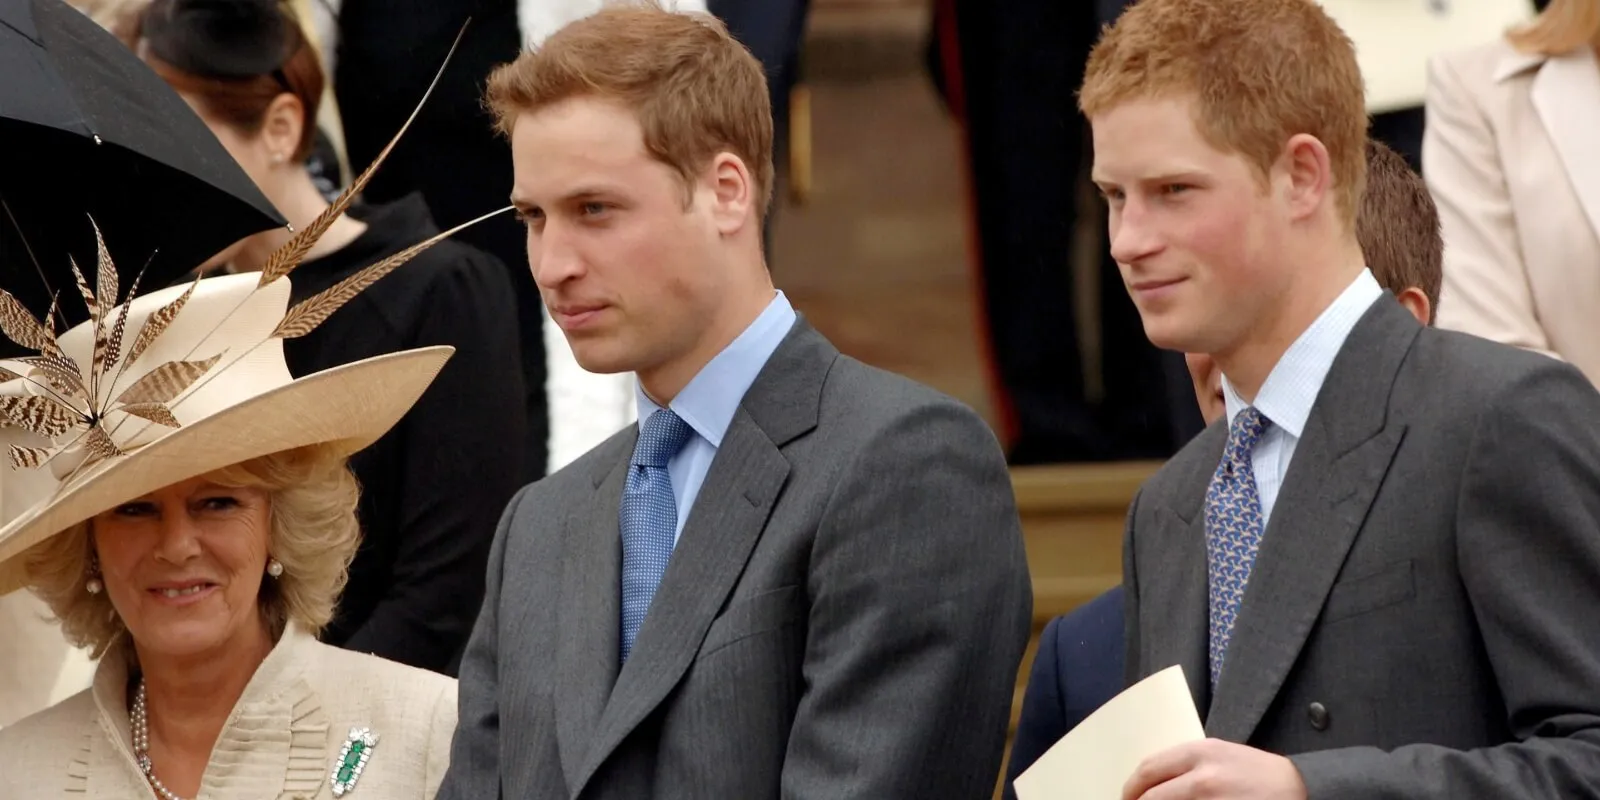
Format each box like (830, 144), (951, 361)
(0, 23), (505, 595)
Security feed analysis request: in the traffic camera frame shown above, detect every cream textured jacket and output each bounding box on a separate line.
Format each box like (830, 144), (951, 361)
(0, 622), (456, 799)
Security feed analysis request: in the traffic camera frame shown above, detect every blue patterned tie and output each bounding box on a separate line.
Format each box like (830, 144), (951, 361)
(1204, 406), (1271, 687)
(620, 409), (694, 664)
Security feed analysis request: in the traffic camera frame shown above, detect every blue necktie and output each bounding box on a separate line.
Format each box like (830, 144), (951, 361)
(620, 409), (694, 664)
(1204, 406), (1270, 687)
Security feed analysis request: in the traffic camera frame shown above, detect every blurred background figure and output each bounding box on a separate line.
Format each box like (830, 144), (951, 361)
(1424, 0), (1600, 385)
(134, 0), (530, 675)
(310, 0), (554, 474)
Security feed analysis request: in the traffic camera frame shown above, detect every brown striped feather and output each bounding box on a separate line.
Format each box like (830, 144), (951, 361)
(113, 353), (222, 407)
(257, 24), (469, 288)
(82, 424), (122, 461)
(68, 256), (99, 320)
(273, 206), (509, 339)
(8, 445), (52, 470)
(104, 259), (147, 371)
(116, 402), (181, 428)
(13, 356), (87, 398)
(0, 289), (62, 357)
(124, 274), (200, 369)
(0, 395), (83, 439)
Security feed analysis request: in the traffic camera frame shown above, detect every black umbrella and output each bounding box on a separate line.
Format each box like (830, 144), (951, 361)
(0, 0), (286, 334)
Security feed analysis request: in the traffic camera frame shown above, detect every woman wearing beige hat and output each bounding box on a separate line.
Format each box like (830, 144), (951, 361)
(0, 141), (480, 796)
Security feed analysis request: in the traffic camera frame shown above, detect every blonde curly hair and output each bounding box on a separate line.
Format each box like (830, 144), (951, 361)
(20, 443), (360, 660)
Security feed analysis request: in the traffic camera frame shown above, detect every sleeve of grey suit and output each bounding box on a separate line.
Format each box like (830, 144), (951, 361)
(1291, 363), (1600, 798)
(437, 484), (529, 800)
(778, 401), (1034, 799)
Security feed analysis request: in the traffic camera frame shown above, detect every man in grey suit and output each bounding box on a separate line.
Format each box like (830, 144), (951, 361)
(436, 8), (1033, 799)
(1079, 0), (1600, 797)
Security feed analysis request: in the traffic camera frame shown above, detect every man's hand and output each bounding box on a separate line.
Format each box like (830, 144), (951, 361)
(1122, 738), (1308, 800)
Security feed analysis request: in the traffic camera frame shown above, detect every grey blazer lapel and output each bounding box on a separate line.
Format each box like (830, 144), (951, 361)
(1205, 299), (1418, 743)
(571, 320), (834, 795)
(1150, 509), (1214, 714)
(1145, 427), (1223, 715)
(1145, 451), (1216, 713)
(554, 440), (631, 796)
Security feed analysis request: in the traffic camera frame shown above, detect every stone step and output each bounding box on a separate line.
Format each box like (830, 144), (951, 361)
(801, 1), (932, 83)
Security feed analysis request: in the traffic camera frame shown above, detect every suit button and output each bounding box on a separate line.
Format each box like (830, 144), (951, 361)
(1307, 702), (1330, 731)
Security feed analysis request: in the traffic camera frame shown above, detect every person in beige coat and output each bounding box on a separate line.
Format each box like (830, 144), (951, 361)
(0, 77), (478, 792)
(1423, 0), (1600, 383)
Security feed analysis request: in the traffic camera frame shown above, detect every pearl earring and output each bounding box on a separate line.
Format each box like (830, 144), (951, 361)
(85, 554), (102, 594)
(266, 558), (284, 578)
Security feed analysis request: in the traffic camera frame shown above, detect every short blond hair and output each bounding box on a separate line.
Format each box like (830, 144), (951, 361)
(22, 444), (360, 660)
(1079, 0), (1368, 226)
(484, 4), (775, 215)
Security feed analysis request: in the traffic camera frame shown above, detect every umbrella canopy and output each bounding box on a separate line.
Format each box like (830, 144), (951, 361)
(0, 0), (286, 338)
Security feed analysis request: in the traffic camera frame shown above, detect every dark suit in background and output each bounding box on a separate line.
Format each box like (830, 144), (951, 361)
(440, 321), (1033, 799)
(1127, 299), (1600, 795)
(929, 0), (1199, 463)
(706, 0), (811, 258)
(1003, 586), (1126, 800)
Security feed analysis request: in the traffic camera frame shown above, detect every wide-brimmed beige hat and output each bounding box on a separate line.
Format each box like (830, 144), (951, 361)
(0, 259), (454, 595)
(0, 22), (500, 595)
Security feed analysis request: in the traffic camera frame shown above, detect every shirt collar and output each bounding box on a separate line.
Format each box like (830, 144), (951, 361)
(635, 290), (796, 448)
(1222, 269), (1384, 437)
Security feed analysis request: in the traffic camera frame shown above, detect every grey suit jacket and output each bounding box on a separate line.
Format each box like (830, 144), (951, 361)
(439, 320), (1033, 799)
(1125, 297), (1600, 797)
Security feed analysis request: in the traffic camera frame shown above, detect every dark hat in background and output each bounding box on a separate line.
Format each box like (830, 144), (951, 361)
(139, 0), (299, 80)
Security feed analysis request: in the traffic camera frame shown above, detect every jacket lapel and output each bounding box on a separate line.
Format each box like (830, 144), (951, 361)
(570, 320), (833, 796)
(554, 439), (630, 795)
(1144, 427), (1223, 716)
(1204, 300), (1417, 743)
(1150, 509), (1214, 716)
(1529, 47), (1600, 245)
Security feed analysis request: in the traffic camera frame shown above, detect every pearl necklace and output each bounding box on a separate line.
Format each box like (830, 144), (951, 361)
(131, 680), (190, 800)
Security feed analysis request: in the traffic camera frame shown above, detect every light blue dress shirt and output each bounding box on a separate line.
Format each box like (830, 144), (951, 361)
(633, 290), (797, 544)
(1220, 268), (1383, 526)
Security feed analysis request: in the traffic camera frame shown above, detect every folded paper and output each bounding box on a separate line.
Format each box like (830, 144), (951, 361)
(1014, 665), (1204, 800)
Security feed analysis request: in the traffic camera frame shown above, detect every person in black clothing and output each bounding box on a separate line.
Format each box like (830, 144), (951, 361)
(929, 0), (1200, 462)
(332, 0), (550, 477)
(136, 0), (529, 675)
